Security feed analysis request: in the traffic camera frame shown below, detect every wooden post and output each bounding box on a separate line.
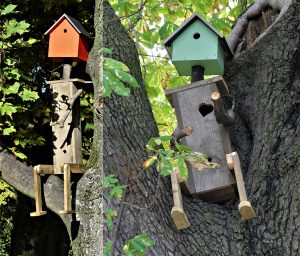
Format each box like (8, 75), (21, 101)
(226, 152), (255, 220)
(60, 164), (72, 214)
(191, 65), (204, 82)
(171, 168), (190, 229)
(30, 166), (47, 217)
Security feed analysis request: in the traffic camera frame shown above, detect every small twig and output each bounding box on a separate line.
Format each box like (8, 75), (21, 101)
(54, 89), (83, 128)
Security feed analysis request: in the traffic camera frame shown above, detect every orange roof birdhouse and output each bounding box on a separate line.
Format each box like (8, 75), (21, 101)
(45, 14), (93, 62)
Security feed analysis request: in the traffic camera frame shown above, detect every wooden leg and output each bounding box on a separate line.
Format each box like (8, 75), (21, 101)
(226, 152), (255, 220)
(171, 168), (190, 229)
(59, 164), (73, 214)
(30, 166), (47, 217)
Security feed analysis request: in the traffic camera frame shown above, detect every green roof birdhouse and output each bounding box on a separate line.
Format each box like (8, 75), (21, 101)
(164, 12), (232, 76)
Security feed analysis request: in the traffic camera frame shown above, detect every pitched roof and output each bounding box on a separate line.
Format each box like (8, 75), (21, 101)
(163, 12), (232, 57)
(44, 13), (93, 40)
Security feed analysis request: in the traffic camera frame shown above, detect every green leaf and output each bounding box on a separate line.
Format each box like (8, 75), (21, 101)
(175, 141), (192, 152)
(1, 82), (20, 95)
(112, 83), (131, 96)
(115, 70), (139, 88)
(105, 208), (117, 230)
(159, 157), (172, 176)
(109, 185), (127, 200)
(19, 88), (39, 101)
(158, 135), (172, 142)
(3, 19), (30, 39)
(104, 241), (113, 256)
(178, 154), (188, 180)
(102, 175), (118, 188)
(104, 58), (129, 72)
(123, 234), (155, 256)
(103, 47), (113, 54)
(3, 67), (21, 80)
(0, 102), (17, 117)
(0, 4), (17, 15)
(3, 126), (16, 136)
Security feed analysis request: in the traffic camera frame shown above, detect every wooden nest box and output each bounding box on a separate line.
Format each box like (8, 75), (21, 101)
(166, 77), (236, 203)
(44, 13), (93, 62)
(163, 12), (232, 76)
(163, 14), (255, 229)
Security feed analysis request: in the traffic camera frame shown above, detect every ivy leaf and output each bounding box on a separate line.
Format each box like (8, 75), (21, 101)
(0, 4), (17, 15)
(178, 153), (188, 180)
(3, 67), (21, 80)
(3, 19), (30, 38)
(19, 88), (39, 101)
(104, 241), (113, 256)
(105, 208), (118, 230)
(1, 82), (20, 95)
(109, 185), (127, 200)
(102, 175), (118, 188)
(3, 126), (16, 136)
(123, 234), (155, 256)
(0, 102), (17, 117)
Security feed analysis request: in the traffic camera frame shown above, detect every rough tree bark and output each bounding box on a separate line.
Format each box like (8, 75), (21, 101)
(102, 0), (300, 255)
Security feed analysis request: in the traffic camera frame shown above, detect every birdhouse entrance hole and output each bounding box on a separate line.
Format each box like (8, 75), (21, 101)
(64, 29), (67, 33)
(193, 32), (200, 39)
(199, 103), (213, 117)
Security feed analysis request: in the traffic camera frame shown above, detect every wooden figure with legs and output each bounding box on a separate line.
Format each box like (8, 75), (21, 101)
(163, 12), (255, 229)
(30, 14), (92, 217)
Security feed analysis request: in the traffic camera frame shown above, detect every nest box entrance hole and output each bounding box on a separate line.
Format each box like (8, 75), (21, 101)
(199, 103), (213, 117)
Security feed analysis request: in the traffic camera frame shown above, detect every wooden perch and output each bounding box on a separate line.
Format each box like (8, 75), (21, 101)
(0, 148), (71, 227)
(211, 92), (235, 126)
(172, 126), (193, 142)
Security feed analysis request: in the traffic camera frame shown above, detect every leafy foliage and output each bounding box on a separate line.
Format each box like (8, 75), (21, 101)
(123, 234), (155, 256)
(0, 4), (46, 159)
(103, 48), (139, 97)
(103, 174), (154, 255)
(0, 179), (16, 256)
(144, 136), (219, 180)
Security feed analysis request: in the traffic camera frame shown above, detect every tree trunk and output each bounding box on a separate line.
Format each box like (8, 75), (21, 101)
(102, 0), (300, 255)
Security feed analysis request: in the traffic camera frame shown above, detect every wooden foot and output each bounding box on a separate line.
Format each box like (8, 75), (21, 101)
(171, 168), (190, 229)
(226, 152), (255, 220)
(61, 164), (72, 214)
(239, 201), (255, 220)
(30, 211), (47, 217)
(171, 207), (190, 230)
(30, 166), (50, 217)
(59, 210), (74, 214)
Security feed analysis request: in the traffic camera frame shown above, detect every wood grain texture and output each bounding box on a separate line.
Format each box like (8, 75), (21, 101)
(51, 81), (83, 174)
(170, 81), (236, 202)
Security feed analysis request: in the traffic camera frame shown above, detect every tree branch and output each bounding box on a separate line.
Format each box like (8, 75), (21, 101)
(0, 148), (71, 227)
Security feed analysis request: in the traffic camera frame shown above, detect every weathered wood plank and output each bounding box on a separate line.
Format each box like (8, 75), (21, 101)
(60, 164), (72, 214)
(171, 168), (190, 229)
(169, 81), (236, 202)
(46, 78), (85, 84)
(51, 82), (83, 174)
(30, 166), (47, 217)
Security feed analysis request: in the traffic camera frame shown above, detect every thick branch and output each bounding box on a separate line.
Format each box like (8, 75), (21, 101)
(228, 0), (292, 52)
(0, 148), (71, 227)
